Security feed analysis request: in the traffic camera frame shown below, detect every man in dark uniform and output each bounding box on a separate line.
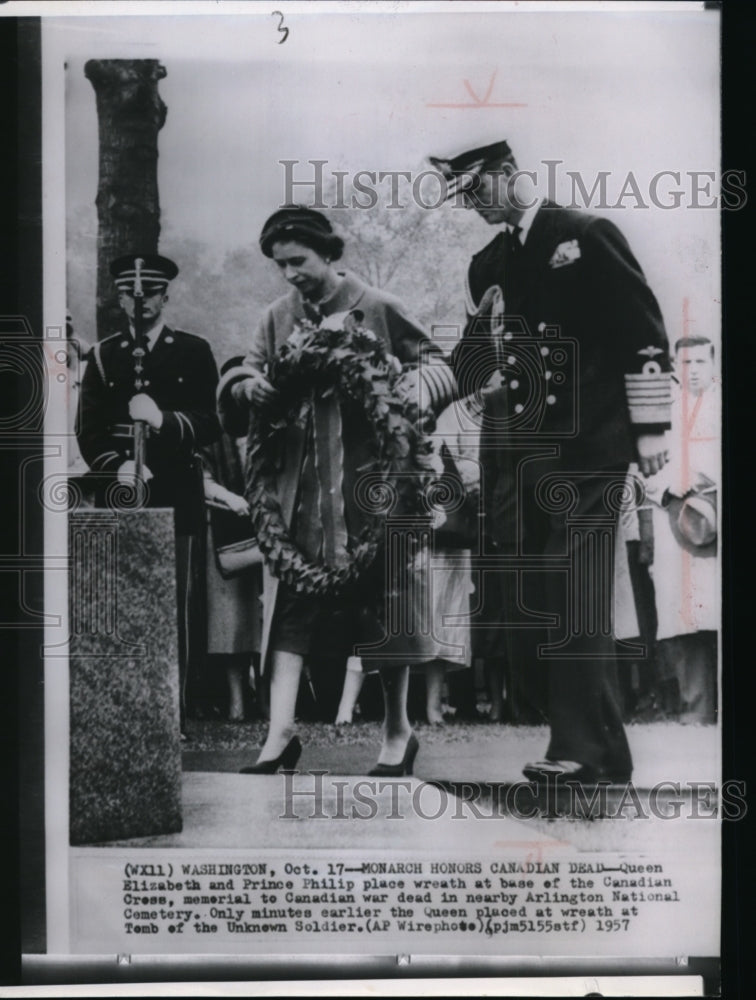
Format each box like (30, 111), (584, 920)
(77, 254), (221, 725)
(430, 140), (672, 783)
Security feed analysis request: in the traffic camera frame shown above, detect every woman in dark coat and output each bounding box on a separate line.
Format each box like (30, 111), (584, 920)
(218, 206), (457, 774)
(201, 361), (263, 721)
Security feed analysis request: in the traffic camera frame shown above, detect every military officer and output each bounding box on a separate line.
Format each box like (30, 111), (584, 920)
(431, 139), (672, 783)
(77, 253), (221, 725)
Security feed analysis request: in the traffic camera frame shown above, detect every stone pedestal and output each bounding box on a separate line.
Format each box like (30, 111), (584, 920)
(69, 509), (182, 844)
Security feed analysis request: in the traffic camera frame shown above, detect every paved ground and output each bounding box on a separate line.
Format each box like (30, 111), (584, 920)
(89, 719), (722, 853)
(99, 772), (552, 850)
(182, 718), (720, 787)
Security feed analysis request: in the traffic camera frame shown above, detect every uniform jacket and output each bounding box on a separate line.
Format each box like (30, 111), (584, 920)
(217, 270), (457, 672)
(452, 201), (671, 472)
(77, 324), (221, 532)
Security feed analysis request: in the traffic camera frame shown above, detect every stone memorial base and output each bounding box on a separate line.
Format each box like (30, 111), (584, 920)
(69, 509), (182, 844)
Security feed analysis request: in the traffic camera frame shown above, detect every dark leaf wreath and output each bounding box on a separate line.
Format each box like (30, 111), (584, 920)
(244, 315), (436, 597)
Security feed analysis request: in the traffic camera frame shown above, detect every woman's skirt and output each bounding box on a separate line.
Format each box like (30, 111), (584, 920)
(268, 543), (472, 672)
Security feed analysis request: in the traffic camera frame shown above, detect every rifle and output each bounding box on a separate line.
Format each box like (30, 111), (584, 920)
(131, 257), (148, 481)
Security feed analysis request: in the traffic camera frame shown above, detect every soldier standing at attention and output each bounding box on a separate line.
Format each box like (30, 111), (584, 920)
(77, 254), (221, 730)
(430, 140), (672, 784)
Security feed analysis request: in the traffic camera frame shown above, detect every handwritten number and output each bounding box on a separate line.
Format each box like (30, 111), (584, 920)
(272, 11), (289, 44)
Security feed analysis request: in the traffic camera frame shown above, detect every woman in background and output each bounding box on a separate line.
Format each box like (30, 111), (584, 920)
(202, 359), (264, 722)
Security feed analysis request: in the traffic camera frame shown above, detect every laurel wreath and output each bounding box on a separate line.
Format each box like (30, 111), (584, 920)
(245, 316), (436, 597)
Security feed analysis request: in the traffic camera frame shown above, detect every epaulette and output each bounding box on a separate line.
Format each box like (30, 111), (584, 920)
(168, 328), (211, 346)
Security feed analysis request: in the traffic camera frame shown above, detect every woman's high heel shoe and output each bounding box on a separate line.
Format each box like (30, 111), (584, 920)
(368, 733), (419, 777)
(239, 736), (302, 774)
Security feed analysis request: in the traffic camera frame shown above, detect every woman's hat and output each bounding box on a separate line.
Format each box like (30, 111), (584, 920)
(259, 206), (334, 257)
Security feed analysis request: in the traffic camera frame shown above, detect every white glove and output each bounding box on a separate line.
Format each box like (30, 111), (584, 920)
(129, 393), (164, 430)
(118, 459), (153, 484)
(636, 433), (670, 478)
(225, 492), (250, 516)
(238, 374), (279, 407)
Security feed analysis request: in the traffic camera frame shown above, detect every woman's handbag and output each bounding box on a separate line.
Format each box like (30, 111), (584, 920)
(208, 500), (263, 578)
(432, 443), (482, 549)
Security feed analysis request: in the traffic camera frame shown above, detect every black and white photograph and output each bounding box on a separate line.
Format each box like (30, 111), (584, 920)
(5, 1), (733, 993)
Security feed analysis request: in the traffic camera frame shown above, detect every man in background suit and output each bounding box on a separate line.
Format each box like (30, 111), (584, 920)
(431, 140), (672, 783)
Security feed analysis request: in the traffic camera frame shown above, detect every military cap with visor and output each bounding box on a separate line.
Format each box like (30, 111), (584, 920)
(429, 139), (514, 201)
(110, 253), (179, 294)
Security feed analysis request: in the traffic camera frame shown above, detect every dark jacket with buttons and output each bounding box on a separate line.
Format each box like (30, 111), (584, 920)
(452, 201), (672, 472)
(77, 324), (221, 532)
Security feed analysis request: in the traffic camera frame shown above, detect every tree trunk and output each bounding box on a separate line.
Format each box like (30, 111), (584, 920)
(84, 60), (167, 339)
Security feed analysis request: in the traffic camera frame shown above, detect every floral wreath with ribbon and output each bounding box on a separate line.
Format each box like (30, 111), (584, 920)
(245, 310), (437, 597)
